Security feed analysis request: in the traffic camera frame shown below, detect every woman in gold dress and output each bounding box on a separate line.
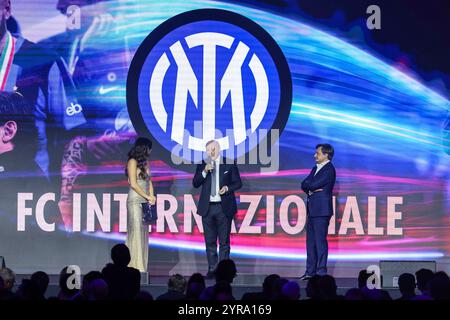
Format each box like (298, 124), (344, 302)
(125, 137), (155, 272)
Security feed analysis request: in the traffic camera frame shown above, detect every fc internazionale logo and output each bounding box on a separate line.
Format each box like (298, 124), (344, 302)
(127, 9), (292, 166)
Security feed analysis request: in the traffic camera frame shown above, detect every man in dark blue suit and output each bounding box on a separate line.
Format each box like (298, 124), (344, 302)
(193, 140), (242, 278)
(300, 144), (336, 280)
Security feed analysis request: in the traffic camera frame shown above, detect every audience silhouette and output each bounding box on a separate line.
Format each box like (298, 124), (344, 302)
(185, 273), (206, 300)
(397, 273), (416, 300)
(101, 244), (140, 299)
(242, 274), (280, 300)
(156, 274), (187, 300)
(1, 248), (449, 301)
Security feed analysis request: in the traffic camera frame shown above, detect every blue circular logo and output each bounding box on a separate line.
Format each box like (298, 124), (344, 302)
(127, 9), (291, 167)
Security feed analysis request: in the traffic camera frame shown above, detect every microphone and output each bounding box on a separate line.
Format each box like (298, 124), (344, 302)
(205, 156), (215, 172)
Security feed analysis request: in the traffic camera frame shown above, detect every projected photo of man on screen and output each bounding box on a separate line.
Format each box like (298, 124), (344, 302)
(0, 91), (59, 242)
(1, 0), (86, 183)
(0, 91), (48, 197)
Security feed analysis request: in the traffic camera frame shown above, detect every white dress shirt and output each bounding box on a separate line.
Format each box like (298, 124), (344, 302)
(314, 160), (330, 176)
(202, 156), (221, 202)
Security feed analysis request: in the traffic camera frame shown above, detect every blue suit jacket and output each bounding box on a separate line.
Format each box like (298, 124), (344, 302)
(301, 162), (336, 217)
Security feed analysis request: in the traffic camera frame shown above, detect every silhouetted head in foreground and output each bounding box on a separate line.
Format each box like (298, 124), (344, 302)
(111, 244), (131, 267)
(215, 259), (237, 284)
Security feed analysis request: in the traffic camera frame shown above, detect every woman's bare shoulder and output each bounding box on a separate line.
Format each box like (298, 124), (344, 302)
(127, 158), (137, 164)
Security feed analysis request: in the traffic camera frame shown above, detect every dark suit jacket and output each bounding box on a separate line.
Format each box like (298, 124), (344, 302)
(301, 162), (336, 217)
(193, 158), (242, 218)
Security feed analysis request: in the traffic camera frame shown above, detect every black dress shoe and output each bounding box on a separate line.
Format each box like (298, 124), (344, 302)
(299, 274), (313, 281)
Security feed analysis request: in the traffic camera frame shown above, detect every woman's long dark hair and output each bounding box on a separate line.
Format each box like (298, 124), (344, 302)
(125, 137), (152, 180)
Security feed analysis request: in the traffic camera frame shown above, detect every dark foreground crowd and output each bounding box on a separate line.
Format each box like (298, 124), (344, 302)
(1, 244), (449, 301)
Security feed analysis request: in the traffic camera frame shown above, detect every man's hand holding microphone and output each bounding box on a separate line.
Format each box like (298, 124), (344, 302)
(203, 156), (215, 174)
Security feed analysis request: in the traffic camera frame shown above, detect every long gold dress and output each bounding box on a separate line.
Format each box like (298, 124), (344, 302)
(126, 171), (150, 272)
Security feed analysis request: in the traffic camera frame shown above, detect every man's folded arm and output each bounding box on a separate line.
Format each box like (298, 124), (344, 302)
(305, 168), (335, 191)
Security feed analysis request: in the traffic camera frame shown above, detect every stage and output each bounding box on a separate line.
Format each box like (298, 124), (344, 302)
(1, 0), (449, 304)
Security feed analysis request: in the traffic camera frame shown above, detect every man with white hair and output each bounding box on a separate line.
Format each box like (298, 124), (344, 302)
(193, 140), (242, 278)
